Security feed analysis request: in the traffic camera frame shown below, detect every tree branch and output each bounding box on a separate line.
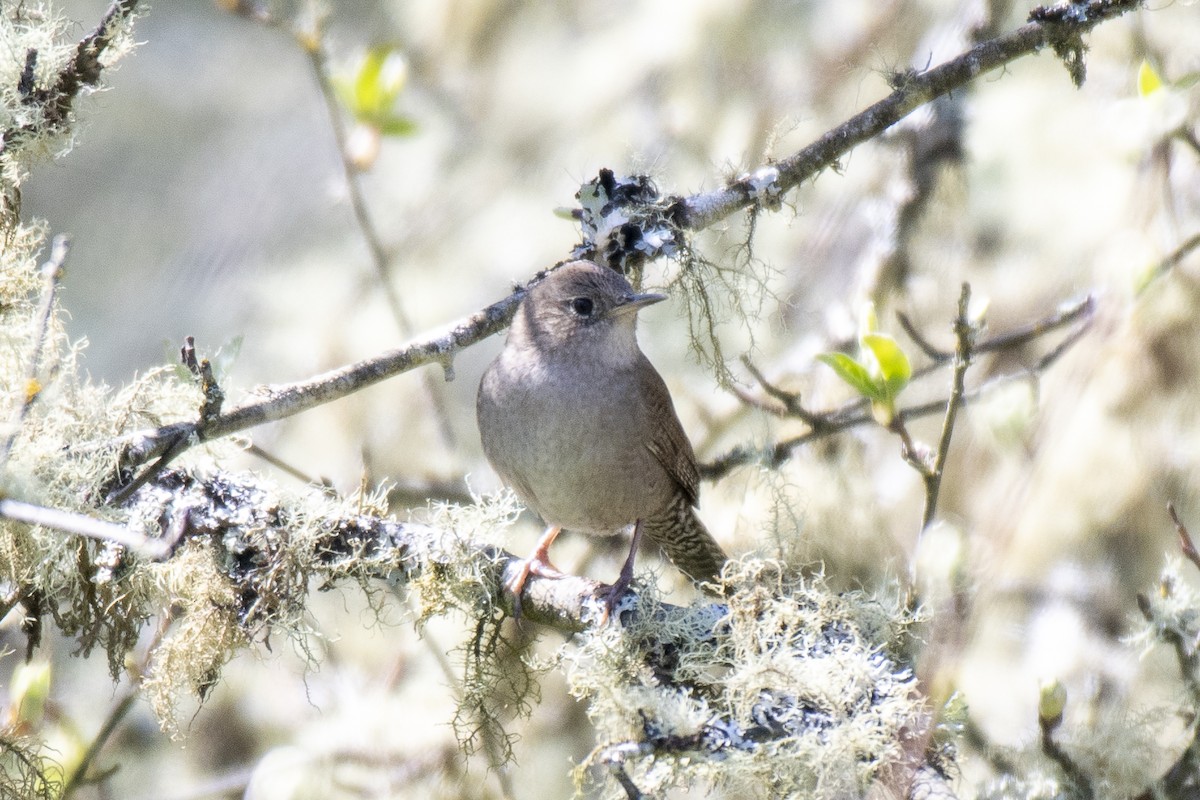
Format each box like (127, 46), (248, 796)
(0, 0), (139, 158)
(705, 292), (1094, 481)
(672, 0), (1142, 233)
(109, 283), (529, 496)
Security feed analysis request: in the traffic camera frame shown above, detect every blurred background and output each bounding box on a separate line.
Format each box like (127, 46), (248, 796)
(10, 0), (1200, 797)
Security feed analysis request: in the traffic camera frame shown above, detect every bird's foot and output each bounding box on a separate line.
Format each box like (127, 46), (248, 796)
(506, 527), (566, 620)
(597, 571), (635, 626)
(596, 520), (644, 625)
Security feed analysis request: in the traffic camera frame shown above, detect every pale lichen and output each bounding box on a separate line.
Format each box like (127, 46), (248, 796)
(564, 559), (930, 799)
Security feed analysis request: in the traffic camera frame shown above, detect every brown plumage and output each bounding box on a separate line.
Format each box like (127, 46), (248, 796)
(476, 260), (727, 615)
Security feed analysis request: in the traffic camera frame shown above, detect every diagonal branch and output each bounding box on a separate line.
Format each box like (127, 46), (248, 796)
(110, 284), (529, 494)
(673, 0), (1142, 232)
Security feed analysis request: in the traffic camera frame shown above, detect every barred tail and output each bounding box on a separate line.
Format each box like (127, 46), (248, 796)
(642, 493), (728, 588)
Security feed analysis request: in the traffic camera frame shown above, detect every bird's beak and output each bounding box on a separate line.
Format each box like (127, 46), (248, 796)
(609, 291), (668, 317)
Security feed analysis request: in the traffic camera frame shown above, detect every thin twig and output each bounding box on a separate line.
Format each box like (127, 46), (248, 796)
(1168, 503), (1200, 576)
(901, 293), (1094, 368)
(0, 498), (181, 560)
(1039, 716), (1094, 800)
(61, 690), (138, 798)
(703, 292), (1092, 480)
(1, 235), (69, 469)
(738, 356), (827, 427)
(1144, 231), (1200, 285)
(62, 611), (176, 798)
(898, 311), (951, 361)
(301, 33), (458, 450)
(245, 443), (331, 487)
(922, 283), (975, 530)
(976, 294), (1095, 356)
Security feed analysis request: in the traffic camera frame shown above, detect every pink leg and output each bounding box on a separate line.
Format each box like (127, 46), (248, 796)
(506, 525), (566, 618)
(600, 520), (644, 624)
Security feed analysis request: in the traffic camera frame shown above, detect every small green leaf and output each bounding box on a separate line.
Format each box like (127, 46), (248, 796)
(1138, 60), (1163, 97)
(378, 114), (418, 137)
(334, 46), (413, 131)
(355, 46), (407, 117)
(818, 352), (882, 401)
(861, 333), (911, 398)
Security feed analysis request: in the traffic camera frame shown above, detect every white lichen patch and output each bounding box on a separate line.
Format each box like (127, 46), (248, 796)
(564, 559), (927, 799)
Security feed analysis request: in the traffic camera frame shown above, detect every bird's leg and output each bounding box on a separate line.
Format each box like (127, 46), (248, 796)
(599, 520), (644, 624)
(506, 525), (566, 619)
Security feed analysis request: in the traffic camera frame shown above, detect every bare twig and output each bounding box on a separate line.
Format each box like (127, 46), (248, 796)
(61, 689), (138, 798)
(1039, 715), (1094, 800)
(62, 611), (175, 798)
(703, 292), (1092, 481)
(0, 498), (181, 560)
(1, 235), (69, 469)
(1144, 231), (1200, 286)
(1168, 502), (1200, 579)
(921, 283), (975, 530)
(180, 335), (225, 422)
(737, 356), (828, 427)
(898, 311), (951, 361)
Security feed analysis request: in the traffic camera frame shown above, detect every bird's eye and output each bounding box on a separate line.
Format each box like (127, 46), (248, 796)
(569, 297), (594, 317)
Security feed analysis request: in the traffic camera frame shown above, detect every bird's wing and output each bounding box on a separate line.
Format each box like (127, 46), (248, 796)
(638, 356), (701, 506)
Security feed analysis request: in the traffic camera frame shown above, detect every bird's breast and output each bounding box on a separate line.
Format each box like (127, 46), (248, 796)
(477, 350), (674, 534)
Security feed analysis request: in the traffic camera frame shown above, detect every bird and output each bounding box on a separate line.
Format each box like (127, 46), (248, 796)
(476, 259), (728, 618)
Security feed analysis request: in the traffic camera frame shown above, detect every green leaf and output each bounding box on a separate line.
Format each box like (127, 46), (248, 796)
(378, 114), (418, 137)
(334, 46), (412, 130)
(355, 46), (407, 117)
(818, 352), (882, 401)
(861, 333), (911, 398)
(1138, 59), (1163, 97)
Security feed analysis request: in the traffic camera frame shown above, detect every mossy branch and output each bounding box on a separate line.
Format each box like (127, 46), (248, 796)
(0, 0), (139, 159)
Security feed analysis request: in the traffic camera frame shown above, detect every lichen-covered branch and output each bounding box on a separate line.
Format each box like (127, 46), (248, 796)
(672, 0), (1142, 234)
(0, 0), (139, 159)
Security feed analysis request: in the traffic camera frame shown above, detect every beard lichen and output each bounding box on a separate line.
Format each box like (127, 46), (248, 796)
(564, 559), (930, 799)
